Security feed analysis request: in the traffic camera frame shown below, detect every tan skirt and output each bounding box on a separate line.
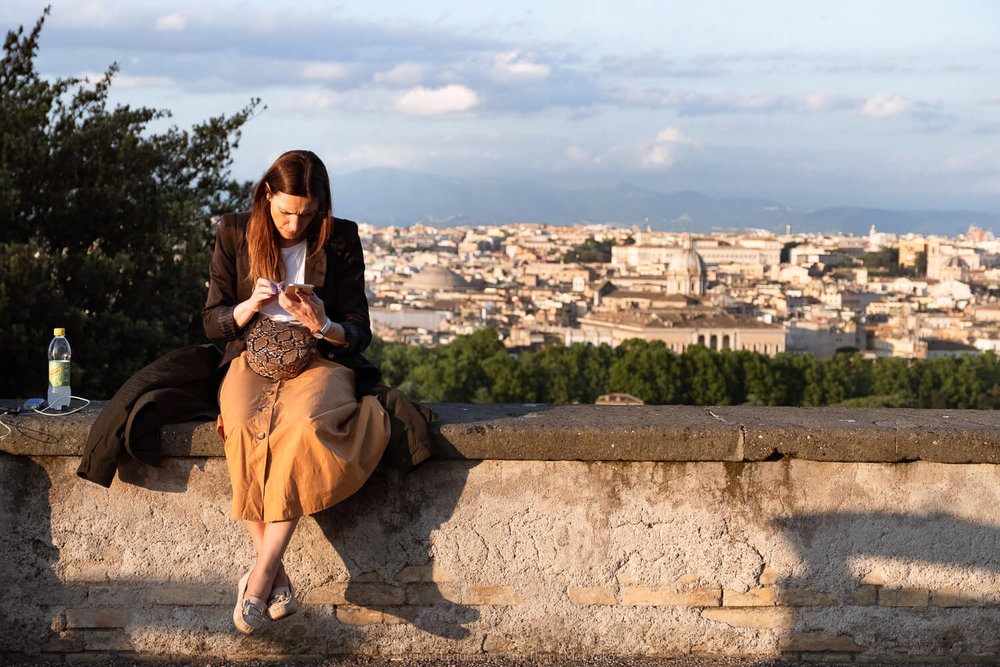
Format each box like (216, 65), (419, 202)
(218, 352), (390, 522)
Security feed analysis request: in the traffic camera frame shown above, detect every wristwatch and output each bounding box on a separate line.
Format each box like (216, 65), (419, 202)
(312, 316), (332, 339)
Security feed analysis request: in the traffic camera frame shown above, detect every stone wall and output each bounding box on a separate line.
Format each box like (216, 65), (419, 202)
(2, 403), (1000, 662)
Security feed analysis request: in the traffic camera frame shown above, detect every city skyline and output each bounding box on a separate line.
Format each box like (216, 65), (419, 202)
(3, 0), (999, 213)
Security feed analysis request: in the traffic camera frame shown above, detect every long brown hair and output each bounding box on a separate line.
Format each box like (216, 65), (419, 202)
(247, 150), (333, 282)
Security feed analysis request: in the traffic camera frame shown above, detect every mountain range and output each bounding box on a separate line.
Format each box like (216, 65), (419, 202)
(332, 168), (1000, 236)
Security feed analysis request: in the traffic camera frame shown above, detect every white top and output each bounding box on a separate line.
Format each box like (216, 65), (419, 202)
(260, 240), (308, 325)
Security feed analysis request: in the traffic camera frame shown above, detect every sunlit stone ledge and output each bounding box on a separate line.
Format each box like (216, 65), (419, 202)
(3, 400), (1000, 463)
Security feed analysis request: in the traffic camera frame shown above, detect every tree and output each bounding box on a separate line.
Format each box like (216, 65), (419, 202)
(485, 349), (537, 403)
(682, 344), (729, 405)
(561, 237), (615, 263)
(607, 339), (682, 404)
(719, 349), (752, 405)
(770, 352), (816, 406)
(743, 352), (779, 405)
(871, 357), (912, 398)
(534, 343), (611, 404)
(818, 350), (872, 405)
(1, 10), (258, 397)
(407, 328), (506, 402)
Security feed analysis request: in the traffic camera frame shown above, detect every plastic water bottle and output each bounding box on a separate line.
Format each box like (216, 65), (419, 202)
(47, 328), (72, 410)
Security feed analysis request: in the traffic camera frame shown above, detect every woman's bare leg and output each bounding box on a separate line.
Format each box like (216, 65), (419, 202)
(244, 519), (297, 599)
(245, 521), (291, 589)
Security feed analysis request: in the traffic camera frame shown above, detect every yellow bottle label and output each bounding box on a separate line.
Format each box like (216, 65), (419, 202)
(48, 360), (70, 387)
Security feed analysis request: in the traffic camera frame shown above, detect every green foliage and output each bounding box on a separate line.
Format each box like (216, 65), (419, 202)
(835, 394), (913, 408)
(375, 334), (1000, 411)
(561, 237), (615, 263)
(862, 247), (918, 277)
(682, 345), (729, 405)
(607, 339), (682, 404)
(1, 10), (257, 397)
(817, 349), (872, 405)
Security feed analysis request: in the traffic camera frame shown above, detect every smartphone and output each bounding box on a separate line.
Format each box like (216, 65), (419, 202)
(284, 283), (314, 299)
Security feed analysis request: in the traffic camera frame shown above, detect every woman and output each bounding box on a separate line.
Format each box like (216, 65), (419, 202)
(203, 150), (390, 634)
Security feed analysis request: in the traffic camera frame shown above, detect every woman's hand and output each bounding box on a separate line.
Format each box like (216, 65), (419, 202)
(233, 278), (281, 329)
(279, 290), (347, 344)
(279, 288), (326, 331)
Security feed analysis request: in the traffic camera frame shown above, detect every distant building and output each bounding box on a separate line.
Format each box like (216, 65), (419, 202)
(665, 246), (707, 296)
(612, 239), (778, 277)
(918, 338), (980, 359)
(578, 310), (786, 355)
(898, 238), (927, 268)
(786, 319), (864, 360)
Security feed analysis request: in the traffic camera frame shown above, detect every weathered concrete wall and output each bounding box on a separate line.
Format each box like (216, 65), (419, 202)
(2, 403), (1000, 662)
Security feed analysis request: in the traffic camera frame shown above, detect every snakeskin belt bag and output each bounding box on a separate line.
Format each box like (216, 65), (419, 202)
(244, 317), (318, 381)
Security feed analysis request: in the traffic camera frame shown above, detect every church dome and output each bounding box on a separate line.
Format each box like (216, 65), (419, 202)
(402, 267), (469, 292)
(669, 248), (706, 276)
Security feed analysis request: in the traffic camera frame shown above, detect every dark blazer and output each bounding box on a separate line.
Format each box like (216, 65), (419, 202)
(202, 212), (380, 390)
(79, 212), (437, 488)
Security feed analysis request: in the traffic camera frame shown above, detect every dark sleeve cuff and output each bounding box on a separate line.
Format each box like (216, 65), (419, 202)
(218, 306), (237, 340)
(339, 321), (360, 353)
(77, 455), (117, 488)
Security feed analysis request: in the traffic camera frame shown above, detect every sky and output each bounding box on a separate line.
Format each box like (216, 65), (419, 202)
(3, 0), (999, 212)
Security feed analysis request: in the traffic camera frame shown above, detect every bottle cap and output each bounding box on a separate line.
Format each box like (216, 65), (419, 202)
(54, 328), (65, 336)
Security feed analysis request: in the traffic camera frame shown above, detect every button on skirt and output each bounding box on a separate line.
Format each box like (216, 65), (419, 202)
(218, 352), (390, 522)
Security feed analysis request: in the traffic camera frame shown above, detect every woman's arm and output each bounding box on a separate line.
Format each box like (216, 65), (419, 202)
(277, 220), (368, 349)
(203, 215), (279, 339)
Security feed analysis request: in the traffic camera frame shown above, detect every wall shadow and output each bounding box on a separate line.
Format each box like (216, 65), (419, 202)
(772, 511), (1000, 656)
(311, 456), (479, 642)
(0, 453), (136, 657)
(114, 452), (206, 493)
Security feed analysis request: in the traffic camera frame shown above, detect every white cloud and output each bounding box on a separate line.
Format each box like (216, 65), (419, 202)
(624, 86), (865, 117)
(59, 2), (117, 29)
(656, 127), (698, 145)
(302, 62), (351, 81)
(325, 144), (417, 169)
(281, 89), (391, 113)
(78, 69), (175, 89)
(643, 143), (675, 167)
(155, 13), (185, 31)
(732, 93), (780, 110)
(939, 146), (1000, 173)
(566, 145), (591, 162)
(492, 51), (551, 82)
(641, 127), (699, 168)
(373, 63), (427, 87)
(115, 74), (175, 89)
(295, 90), (338, 111)
(861, 92), (914, 118)
(803, 92), (835, 111)
(398, 85), (479, 115)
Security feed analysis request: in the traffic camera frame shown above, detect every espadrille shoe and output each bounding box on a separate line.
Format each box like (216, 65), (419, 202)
(233, 569), (268, 635)
(267, 581), (299, 621)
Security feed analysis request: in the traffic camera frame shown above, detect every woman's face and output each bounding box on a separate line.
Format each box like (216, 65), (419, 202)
(267, 190), (319, 247)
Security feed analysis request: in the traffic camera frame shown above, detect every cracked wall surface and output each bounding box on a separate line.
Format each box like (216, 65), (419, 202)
(3, 451), (1000, 661)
